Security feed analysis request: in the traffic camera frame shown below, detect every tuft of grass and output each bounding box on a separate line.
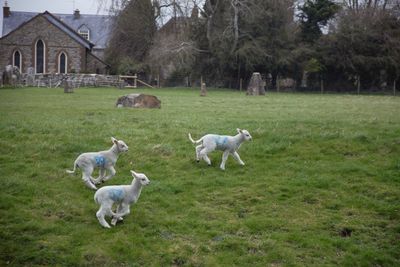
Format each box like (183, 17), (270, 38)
(0, 87), (399, 266)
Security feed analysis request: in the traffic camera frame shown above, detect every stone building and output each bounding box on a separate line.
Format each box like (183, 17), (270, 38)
(0, 3), (112, 74)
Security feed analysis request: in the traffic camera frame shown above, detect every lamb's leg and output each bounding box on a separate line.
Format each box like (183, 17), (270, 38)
(195, 145), (203, 162)
(111, 204), (130, 226)
(96, 204), (112, 228)
(84, 179), (98, 190)
(199, 147), (212, 166)
(82, 166), (97, 190)
(93, 168), (106, 184)
(220, 150), (230, 170)
(101, 166), (116, 182)
(111, 204), (125, 226)
(231, 151), (245, 166)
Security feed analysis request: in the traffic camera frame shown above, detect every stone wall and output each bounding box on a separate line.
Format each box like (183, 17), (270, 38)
(18, 73), (122, 88)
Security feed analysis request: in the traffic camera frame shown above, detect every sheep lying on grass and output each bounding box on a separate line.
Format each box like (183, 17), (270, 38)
(188, 128), (252, 170)
(66, 137), (129, 190)
(94, 170), (150, 228)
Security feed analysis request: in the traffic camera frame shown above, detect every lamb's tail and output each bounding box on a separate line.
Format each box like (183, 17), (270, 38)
(188, 133), (203, 145)
(66, 161), (78, 174)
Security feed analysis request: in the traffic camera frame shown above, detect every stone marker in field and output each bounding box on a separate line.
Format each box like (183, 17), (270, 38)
(200, 82), (207, 96)
(116, 94), (161, 109)
(62, 76), (74, 93)
(246, 72), (265, 96)
(2, 65), (21, 86)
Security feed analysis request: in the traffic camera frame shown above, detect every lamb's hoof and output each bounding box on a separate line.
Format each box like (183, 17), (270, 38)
(85, 181), (98, 190)
(111, 216), (123, 226)
(196, 160), (200, 163)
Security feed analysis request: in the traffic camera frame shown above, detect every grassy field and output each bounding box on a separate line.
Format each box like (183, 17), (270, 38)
(0, 87), (399, 266)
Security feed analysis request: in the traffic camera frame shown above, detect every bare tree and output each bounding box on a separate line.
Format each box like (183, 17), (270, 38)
(142, 1), (207, 84)
(342, 0), (395, 11)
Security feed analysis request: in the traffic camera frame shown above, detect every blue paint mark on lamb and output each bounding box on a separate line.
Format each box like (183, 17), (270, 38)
(95, 155), (106, 167)
(216, 136), (228, 146)
(108, 188), (125, 202)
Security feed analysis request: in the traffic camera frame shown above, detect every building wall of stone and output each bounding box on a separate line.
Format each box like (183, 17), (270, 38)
(86, 52), (108, 74)
(91, 48), (105, 60)
(0, 15), (86, 74)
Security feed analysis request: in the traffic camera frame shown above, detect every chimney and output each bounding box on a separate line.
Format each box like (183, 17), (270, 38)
(73, 9), (80, 19)
(3, 1), (10, 18)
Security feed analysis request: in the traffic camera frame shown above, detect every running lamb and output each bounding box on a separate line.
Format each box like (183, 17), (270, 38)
(188, 128), (252, 170)
(94, 170), (150, 228)
(66, 137), (129, 190)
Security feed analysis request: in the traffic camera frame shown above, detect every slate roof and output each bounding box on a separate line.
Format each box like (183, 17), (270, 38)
(2, 10), (113, 50)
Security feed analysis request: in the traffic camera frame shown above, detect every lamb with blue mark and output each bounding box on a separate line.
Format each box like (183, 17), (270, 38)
(66, 137), (129, 190)
(94, 170), (150, 228)
(188, 128), (252, 170)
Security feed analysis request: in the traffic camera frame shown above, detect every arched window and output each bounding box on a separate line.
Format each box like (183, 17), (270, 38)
(78, 25), (90, 40)
(58, 52), (67, 74)
(13, 50), (22, 72)
(35, 39), (45, 74)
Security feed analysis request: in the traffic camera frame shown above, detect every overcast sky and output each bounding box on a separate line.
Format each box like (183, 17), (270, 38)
(1, 0), (110, 35)
(1, 0), (108, 14)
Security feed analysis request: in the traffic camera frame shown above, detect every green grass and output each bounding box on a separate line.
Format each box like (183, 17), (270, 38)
(0, 87), (399, 266)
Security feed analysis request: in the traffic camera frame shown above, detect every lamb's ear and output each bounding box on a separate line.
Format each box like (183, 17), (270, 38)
(111, 137), (118, 144)
(130, 170), (138, 178)
(236, 128), (243, 134)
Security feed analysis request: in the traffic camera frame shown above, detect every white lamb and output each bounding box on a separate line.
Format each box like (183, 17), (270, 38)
(188, 128), (252, 170)
(94, 170), (150, 228)
(66, 137), (129, 190)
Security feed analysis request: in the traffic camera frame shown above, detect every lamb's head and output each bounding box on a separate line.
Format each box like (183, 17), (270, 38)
(130, 170), (150, 186)
(237, 128), (252, 141)
(111, 137), (129, 152)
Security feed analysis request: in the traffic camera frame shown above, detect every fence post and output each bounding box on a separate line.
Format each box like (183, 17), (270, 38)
(320, 78), (324, 94)
(240, 78), (243, 92)
(394, 79), (396, 96)
(277, 75), (280, 92)
(134, 74), (137, 88)
(357, 75), (360, 95)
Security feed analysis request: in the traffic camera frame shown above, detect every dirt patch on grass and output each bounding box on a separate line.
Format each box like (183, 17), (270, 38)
(339, 227), (352, 237)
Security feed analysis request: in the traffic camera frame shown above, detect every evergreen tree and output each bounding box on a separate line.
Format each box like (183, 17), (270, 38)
(298, 0), (339, 43)
(318, 6), (400, 90)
